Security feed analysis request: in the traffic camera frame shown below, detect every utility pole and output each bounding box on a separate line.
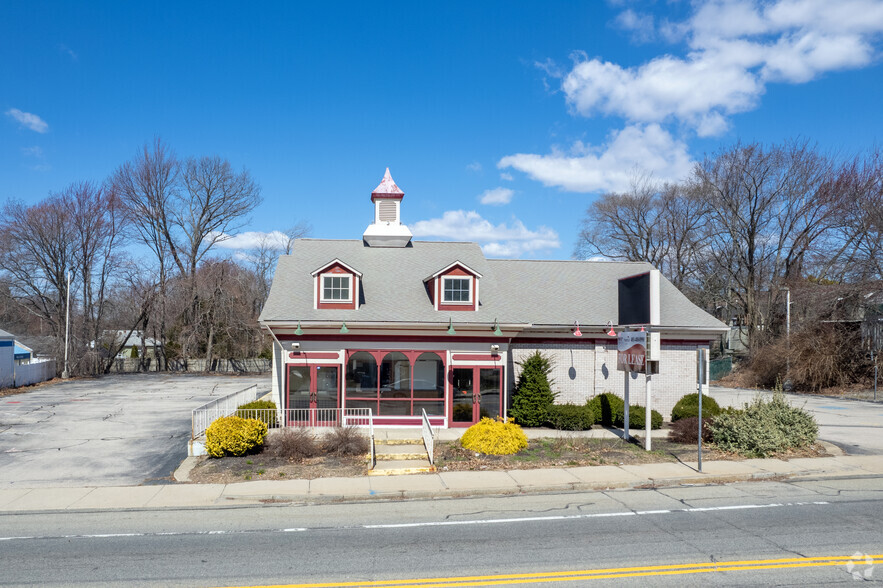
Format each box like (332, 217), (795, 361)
(62, 271), (70, 379)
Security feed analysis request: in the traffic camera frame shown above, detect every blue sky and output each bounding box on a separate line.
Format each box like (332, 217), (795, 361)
(3, 1), (883, 260)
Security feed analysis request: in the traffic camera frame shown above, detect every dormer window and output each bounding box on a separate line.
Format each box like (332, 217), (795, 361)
(443, 277), (472, 303)
(321, 274), (352, 302)
(425, 261), (482, 311)
(311, 259), (362, 310)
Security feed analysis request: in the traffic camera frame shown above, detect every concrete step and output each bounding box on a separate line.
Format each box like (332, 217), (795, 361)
(368, 459), (435, 476)
(374, 438), (424, 446)
(375, 444), (428, 460)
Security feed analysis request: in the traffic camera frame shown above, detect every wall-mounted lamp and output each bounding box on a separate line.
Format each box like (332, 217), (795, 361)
(446, 318), (456, 335)
(339, 321), (349, 334)
(573, 321), (582, 337)
(606, 321), (616, 337)
(490, 344), (500, 354)
(294, 321), (304, 336)
(492, 318), (503, 337)
(290, 342), (300, 351)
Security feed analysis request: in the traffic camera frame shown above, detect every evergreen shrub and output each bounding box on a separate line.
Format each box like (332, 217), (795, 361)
(710, 392), (818, 457)
(205, 416), (268, 458)
(510, 352), (557, 427)
(236, 400), (277, 428)
(460, 417), (528, 455)
(546, 404), (596, 430)
(587, 392), (624, 426)
(671, 393), (721, 422)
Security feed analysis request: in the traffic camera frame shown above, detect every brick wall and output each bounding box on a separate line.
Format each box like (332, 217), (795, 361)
(508, 341), (710, 419)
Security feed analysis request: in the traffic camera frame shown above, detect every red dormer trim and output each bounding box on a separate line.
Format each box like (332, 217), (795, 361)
(312, 259), (361, 310)
(425, 261), (480, 312)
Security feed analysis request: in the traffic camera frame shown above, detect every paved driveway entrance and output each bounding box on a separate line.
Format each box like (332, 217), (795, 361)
(710, 386), (883, 455)
(0, 374), (270, 488)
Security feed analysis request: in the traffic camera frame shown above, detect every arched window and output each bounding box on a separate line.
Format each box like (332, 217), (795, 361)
(345, 352), (377, 413)
(413, 352), (444, 416)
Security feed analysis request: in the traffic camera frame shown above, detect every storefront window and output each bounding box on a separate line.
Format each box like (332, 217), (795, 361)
(345, 352), (378, 413)
(344, 350), (445, 417)
(413, 352), (444, 416)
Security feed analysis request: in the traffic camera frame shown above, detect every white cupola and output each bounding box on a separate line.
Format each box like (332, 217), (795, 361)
(362, 168), (413, 248)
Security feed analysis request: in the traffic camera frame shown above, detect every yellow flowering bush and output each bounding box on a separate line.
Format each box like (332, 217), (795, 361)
(205, 415), (268, 458)
(460, 417), (528, 455)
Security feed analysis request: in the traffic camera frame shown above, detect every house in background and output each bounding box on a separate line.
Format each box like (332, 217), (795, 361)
(0, 327), (55, 389)
(0, 328), (14, 388)
(259, 169), (728, 428)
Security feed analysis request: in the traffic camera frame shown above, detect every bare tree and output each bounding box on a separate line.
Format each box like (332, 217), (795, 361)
(694, 140), (836, 353)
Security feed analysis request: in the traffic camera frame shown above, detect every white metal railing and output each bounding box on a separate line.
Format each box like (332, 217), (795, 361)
(193, 406), (373, 435)
(421, 408), (435, 465)
(191, 384), (259, 439)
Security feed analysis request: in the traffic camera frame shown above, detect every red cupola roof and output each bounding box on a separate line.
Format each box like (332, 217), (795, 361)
(371, 167), (404, 201)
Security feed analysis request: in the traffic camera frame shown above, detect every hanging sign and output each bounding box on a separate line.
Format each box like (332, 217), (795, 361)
(617, 331), (647, 373)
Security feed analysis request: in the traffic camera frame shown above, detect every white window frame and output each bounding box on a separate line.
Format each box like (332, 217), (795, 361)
(441, 276), (473, 304)
(320, 273), (353, 303)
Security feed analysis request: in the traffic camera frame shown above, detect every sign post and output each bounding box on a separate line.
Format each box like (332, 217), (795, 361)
(697, 348), (707, 472)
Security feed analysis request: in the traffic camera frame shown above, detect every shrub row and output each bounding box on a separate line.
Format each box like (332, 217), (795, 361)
(670, 393), (721, 422)
(584, 393), (663, 430)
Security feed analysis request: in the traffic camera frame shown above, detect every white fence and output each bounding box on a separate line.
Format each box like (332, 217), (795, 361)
(191, 384), (260, 439)
(14, 360), (56, 387)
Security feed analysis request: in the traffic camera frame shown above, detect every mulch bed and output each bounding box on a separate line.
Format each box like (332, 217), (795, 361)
(186, 437), (829, 483)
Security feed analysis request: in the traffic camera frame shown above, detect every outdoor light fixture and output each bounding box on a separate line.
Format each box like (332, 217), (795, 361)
(606, 321), (616, 337)
(339, 321), (349, 334)
(640, 325), (646, 332)
(490, 344), (500, 354)
(294, 321), (304, 336)
(447, 318), (456, 335)
(492, 318), (503, 336)
(290, 342), (300, 351)
(573, 321), (582, 337)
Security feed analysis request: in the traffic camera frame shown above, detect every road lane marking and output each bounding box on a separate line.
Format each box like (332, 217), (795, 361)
(0, 500), (831, 542)
(215, 554), (883, 587)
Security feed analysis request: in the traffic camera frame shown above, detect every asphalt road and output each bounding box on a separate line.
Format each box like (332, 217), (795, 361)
(710, 385), (883, 455)
(0, 374), (270, 488)
(1, 477), (881, 587)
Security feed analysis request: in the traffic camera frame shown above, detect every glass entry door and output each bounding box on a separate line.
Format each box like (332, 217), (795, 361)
(450, 367), (501, 426)
(287, 364), (340, 426)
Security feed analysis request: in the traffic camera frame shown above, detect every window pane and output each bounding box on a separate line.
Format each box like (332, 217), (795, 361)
(443, 278), (470, 302)
(413, 353), (444, 399)
(346, 352), (377, 398)
(322, 275), (350, 300)
(380, 352), (410, 399)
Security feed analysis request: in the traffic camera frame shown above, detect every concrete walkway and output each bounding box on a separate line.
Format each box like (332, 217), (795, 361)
(1, 453), (881, 513)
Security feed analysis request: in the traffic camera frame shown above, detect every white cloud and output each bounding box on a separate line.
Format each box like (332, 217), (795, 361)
(5, 108), (49, 133)
(557, 0), (883, 135)
(209, 230), (291, 250)
(466, 161), (482, 172)
(21, 146), (44, 158)
(498, 124), (694, 193)
(499, 172), (514, 181)
(479, 187), (514, 205)
(411, 210), (560, 258)
(614, 9), (656, 43)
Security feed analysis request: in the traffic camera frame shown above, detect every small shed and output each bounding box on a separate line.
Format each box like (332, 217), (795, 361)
(0, 328), (14, 388)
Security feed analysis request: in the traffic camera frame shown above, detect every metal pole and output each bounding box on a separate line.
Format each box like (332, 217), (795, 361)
(785, 287), (791, 385)
(62, 271), (70, 379)
(623, 367), (630, 442)
(645, 372), (652, 451)
(697, 348), (705, 472)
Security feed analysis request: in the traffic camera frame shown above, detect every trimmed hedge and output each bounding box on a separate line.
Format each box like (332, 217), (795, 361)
(587, 393), (624, 427)
(205, 415), (268, 458)
(671, 393), (721, 422)
(621, 405), (664, 430)
(460, 417), (528, 455)
(236, 399), (277, 428)
(710, 392), (818, 457)
(546, 403), (596, 431)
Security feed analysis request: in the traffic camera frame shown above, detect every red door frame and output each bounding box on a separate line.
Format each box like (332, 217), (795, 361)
(448, 365), (502, 427)
(285, 363), (341, 426)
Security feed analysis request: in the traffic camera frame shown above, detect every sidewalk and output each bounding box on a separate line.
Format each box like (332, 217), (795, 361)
(1, 453), (881, 513)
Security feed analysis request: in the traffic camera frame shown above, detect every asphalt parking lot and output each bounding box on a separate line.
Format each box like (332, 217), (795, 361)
(0, 374), (270, 488)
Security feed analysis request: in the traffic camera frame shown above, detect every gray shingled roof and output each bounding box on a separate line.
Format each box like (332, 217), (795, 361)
(0, 328), (14, 339)
(260, 239), (727, 331)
